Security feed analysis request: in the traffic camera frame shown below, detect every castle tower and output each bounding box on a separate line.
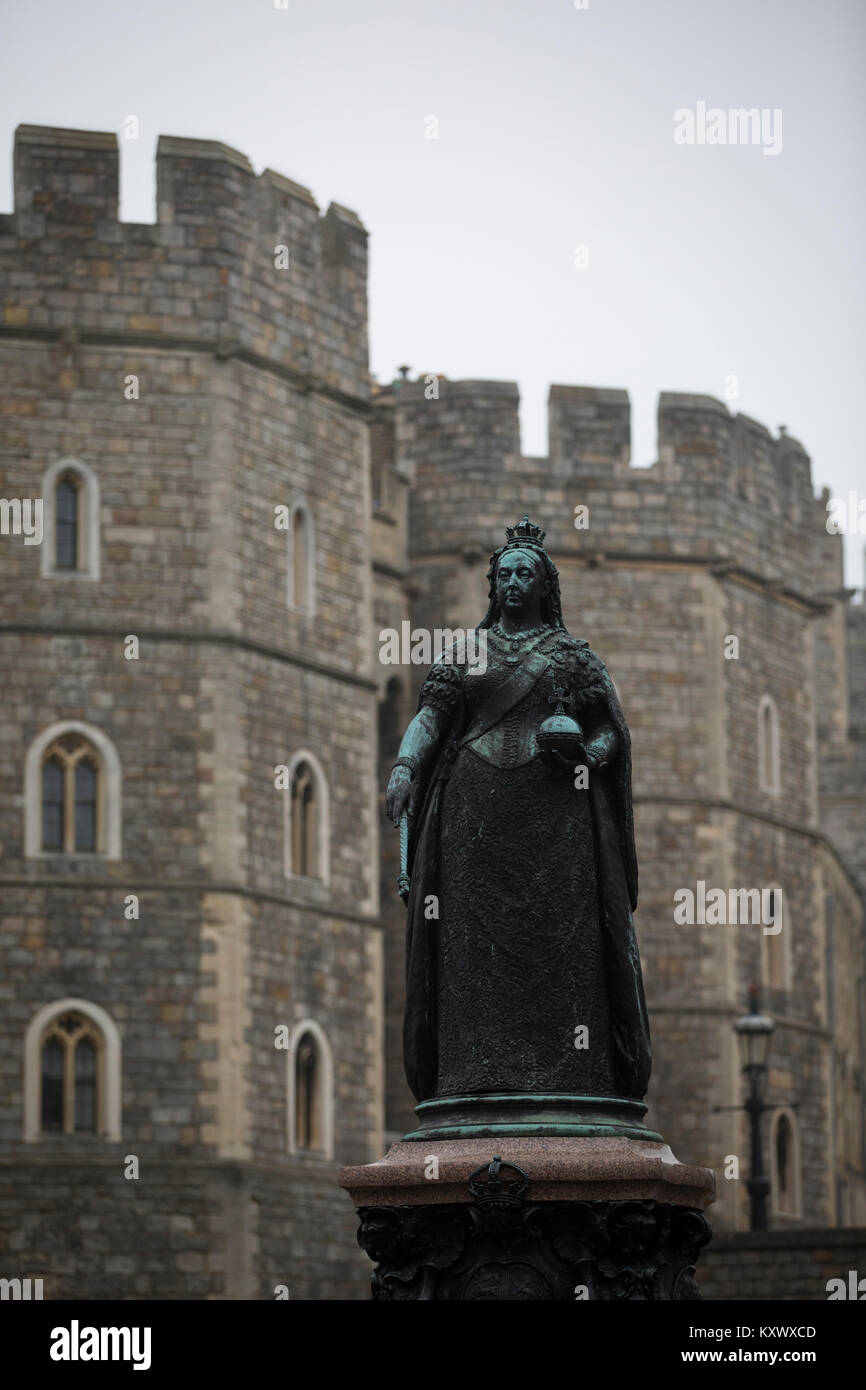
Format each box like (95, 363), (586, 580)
(0, 126), (380, 1298)
(369, 378), (415, 1141)
(378, 374), (866, 1231)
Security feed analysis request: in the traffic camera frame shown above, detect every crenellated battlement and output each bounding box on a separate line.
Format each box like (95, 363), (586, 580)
(0, 125), (369, 402)
(385, 373), (843, 607)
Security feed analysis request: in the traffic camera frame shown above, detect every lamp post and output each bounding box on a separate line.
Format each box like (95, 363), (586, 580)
(734, 985), (775, 1231)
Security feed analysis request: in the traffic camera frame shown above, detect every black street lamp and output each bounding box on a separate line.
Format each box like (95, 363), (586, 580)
(734, 985), (775, 1231)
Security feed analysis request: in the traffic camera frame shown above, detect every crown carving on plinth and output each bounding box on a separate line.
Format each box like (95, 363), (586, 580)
(504, 515), (546, 547)
(467, 1155), (529, 1207)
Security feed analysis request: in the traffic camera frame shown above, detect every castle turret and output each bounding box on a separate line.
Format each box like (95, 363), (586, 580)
(0, 126), (380, 1299)
(386, 374), (866, 1232)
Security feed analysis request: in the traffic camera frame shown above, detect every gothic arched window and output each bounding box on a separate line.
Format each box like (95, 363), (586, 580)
(41, 457), (101, 580)
(287, 499), (315, 614)
(758, 694), (780, 795)
(24, 999), (122, 1142)
(287, 1020), (333, 1157)
(26, 721), (122, 859)
(40, 734), (101, 853)
(39, 1012), (103, 1135)
(760, 886), (790, 992)
(291, 760), (317, 878)
(295, 1032), (320, 1151)
(283, 751), (329, 887)
(55, 473), (80, 570)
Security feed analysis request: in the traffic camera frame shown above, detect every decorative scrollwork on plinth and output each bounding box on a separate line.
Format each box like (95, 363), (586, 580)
(356, 1191), (712, 1301)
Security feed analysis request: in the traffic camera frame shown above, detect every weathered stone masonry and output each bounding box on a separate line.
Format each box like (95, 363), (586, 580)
(0, 125), (380, 1299)
(0, 126), (864, 1300)
(373, 375), (866, 1241)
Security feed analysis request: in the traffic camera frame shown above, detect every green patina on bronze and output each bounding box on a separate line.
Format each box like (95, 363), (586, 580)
(405, 1090), (662, 1142)
(403, 1123), (664, 1141)
(385, 518), (653, 1140)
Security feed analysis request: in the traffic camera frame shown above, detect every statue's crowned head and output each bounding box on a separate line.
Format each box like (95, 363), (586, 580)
(479, 515), (566, 630)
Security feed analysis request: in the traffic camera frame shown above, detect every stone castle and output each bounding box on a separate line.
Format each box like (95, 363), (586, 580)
(0, 126), (864, 1299)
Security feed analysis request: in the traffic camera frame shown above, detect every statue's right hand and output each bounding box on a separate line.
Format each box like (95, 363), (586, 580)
(386, 766), (413, 827)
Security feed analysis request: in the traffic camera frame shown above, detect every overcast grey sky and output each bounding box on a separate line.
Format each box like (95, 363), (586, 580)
(2, 0), (864, 584)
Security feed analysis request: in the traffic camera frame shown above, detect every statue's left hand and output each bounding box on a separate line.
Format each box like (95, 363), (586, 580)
(386, 765), (414, 826)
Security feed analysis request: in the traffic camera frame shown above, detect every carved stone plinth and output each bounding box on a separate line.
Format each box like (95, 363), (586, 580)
(339, 1137), (716, 1301)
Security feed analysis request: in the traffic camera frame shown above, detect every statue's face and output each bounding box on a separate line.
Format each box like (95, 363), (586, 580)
(495, 548), (546, 620)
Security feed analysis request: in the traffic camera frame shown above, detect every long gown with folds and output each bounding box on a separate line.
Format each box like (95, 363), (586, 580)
(403, 623), (651, 1104)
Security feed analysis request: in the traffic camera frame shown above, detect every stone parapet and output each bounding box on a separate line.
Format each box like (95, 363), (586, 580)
(1, 125), (369, 402)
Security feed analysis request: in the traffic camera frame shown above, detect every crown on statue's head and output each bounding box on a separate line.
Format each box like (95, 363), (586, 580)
(504, 515), (546, 548)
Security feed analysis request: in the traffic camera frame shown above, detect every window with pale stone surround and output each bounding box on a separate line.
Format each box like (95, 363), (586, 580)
(40, 735), (98, 852)
(23, 998), (122, 1142)
(287, 1019), (333, 1158)
(757, 693), (781, 794)
(760, 886), (790, 992)
(287, 496), (315, 614)
(24, 720), (122, 859)
(770, 1108), (802, 1217)
(40, 456), (101, 580)
(283, 749), (329, 886)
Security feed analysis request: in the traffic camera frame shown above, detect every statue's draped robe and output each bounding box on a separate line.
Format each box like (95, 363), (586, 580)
(403, 626), (651, 1103)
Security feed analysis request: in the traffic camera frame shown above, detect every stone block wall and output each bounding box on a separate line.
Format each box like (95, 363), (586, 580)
(698, 1227), (866, 1301)
(0, 126), (379, 1299)
(392, 374), (865, 1234)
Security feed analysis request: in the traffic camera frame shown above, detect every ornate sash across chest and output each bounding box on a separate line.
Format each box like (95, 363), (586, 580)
(457, 637), (555, 748)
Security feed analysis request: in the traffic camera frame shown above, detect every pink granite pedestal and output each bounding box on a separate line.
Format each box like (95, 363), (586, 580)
(340, 1135), (715, 1209)
(339, 1136), (715, 1300)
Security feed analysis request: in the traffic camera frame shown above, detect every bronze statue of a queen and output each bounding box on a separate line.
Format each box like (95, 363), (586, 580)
(386, 517), (651, 1123)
